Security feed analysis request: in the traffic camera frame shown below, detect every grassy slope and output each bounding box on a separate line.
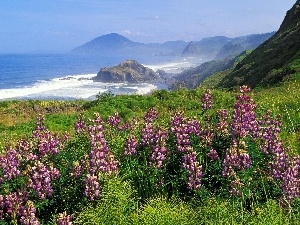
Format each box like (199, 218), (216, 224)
(1, 72), (300, 223)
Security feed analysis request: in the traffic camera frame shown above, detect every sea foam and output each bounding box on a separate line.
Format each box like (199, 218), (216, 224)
(0, 74), (158, 100)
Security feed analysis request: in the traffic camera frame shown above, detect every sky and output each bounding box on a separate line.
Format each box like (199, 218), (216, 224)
(0, 0), (296, 53)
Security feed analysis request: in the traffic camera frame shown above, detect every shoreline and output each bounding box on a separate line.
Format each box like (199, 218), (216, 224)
(0, 56), (203, 101)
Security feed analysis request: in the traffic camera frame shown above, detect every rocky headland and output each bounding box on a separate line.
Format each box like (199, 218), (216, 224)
(93, 60), (159, 83)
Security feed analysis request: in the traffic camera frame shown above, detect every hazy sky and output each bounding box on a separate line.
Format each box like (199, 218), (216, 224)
(0, 0), (296, 53)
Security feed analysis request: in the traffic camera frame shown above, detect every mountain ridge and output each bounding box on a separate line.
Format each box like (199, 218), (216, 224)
(71, 32), (275, 60)
(218, 0), (300, 88)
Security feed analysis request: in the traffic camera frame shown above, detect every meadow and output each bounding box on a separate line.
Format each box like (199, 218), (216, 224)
(1, 74), (300, 224)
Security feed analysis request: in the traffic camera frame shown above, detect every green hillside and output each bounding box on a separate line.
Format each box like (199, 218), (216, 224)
(218, 0), (300, 88)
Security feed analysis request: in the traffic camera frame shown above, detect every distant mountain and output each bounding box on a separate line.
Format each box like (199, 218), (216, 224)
(93, 60), (158, 83)
(71, 33), (188, 56)
(219, 0), (300, 88)
(214, 32), (275, 60)
(181, 33), (274, 61)
(181, 36), (231, 60)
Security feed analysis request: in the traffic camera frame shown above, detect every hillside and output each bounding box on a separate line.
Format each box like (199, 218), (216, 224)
(171, 56), (237, 89)
(219, 0), (300, 88)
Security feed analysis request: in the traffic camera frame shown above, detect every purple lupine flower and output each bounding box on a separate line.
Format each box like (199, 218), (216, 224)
(222, 141), (251, 177)
(259, 111), (283, 155)
(231, 86), (259, 139)
(32, 114), (47, 138)
(201, 89), (213, 110)
(200, 127), (214, 147)
(187, 118), (201, 136)
(56, 211), (72, 225)
(107, 112), (121, 128)
(118, 122), (133, 131)
(141, 108), (158, 146)
(4, 191), (28, 221)
(215, 109), (229, 136)
(70, 161), (83, 178)
(258, 110), (300, 202)
(84, 174), (101, 201)
(182, 150), (203, 190)
(27, 161), (59, 199)
(0, 148), (22, 182)
(16, 139), (37, 161)
(75, 113), (86, 134)
(229, 179), (242, 196)
(0, 194), (4, 220)
(280, 157), (300, 202)
(19, 200), (40, 225)
(144, 108), (158, 123)
(37, 132), (61, 157)
(207, 149), (219, 161)
(149, 128), (168, 169)
(170, 112), (191, 153)
(141, 123), (155, 146)
(88, 113), (118, 175)
(124, 134), (138, 156)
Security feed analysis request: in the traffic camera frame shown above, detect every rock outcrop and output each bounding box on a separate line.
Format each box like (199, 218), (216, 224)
(93, 60), (158, 83)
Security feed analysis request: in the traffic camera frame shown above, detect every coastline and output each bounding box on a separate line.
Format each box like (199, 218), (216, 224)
(0, 55), (203, 101)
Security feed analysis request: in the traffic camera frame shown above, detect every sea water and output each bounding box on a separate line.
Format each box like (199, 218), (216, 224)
(0, 53), (201, 100)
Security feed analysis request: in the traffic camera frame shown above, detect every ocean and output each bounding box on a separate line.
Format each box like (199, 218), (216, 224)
(0, 53), (201, 100)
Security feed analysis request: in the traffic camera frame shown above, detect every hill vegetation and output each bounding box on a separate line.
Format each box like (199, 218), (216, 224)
(218, 0), (300, 88)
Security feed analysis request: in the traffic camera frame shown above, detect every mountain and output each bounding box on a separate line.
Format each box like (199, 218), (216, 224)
(181, 33), (274, 61)
(93, 60), (158, 83)
(181, 36), (231, 60)
(214, 32), (275, 60)
(71, 33), (187, 56)
(219, 0), (300, 88)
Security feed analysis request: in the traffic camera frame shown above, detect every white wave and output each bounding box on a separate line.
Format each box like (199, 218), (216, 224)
(0, 74), (159, 100)
(144, 57), (203, 74)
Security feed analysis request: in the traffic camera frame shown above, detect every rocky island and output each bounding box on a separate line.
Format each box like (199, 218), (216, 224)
(93, 60), (159, 83)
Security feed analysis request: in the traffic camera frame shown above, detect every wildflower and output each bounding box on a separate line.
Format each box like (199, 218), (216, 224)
(75, 113), (86, 134)
(0, 148), (22, 182)
(149, 128), (168, 169)
(88, 113), (118, 175)
(84, 174), (101, 201)
(183, 150), (203, 190)
(107, 112), (121, 128)
(28, 161), (60, 199)
(56, 211), (72, 225)
(124, 134), (138, 156)
(19, 200), (40, 225)
(201, 89), (213, 109)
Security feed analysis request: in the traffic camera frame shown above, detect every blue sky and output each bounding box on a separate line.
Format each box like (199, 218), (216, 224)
(0, 0), (296, 53)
